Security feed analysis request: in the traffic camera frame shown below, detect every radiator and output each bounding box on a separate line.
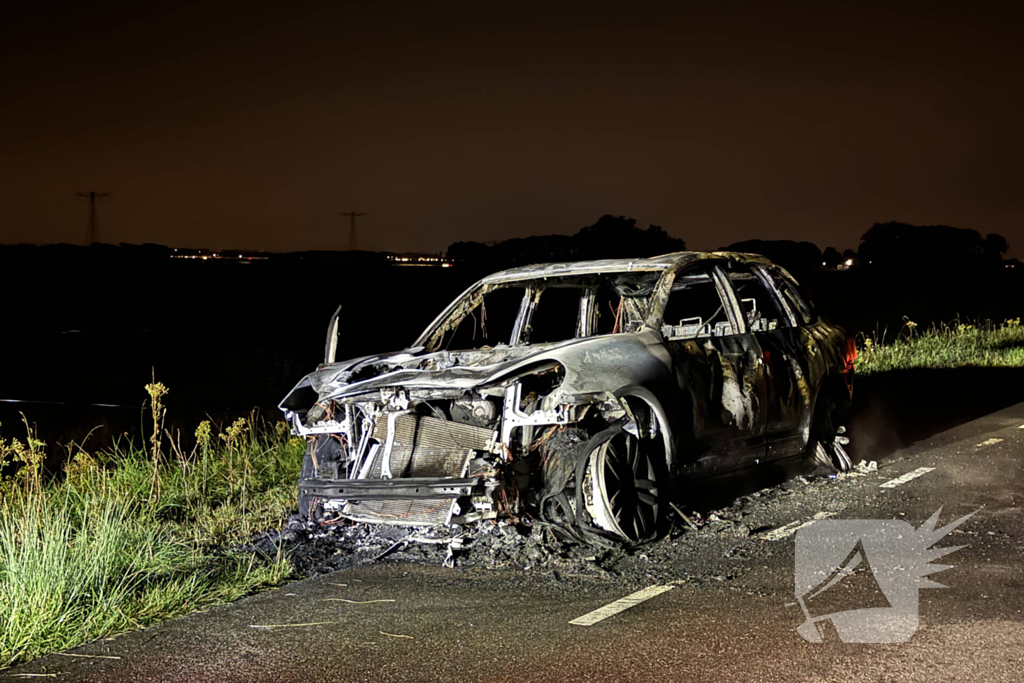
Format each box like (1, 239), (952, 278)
(342, 413), (494, 525)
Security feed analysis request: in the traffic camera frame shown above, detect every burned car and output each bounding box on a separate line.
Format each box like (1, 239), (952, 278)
(280, 252), (856, 544)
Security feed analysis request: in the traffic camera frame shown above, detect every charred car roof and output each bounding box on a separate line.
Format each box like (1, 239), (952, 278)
(477, 251), (777, 284)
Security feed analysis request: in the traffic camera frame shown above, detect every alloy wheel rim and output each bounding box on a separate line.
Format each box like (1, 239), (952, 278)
(590, 433), (659, 541)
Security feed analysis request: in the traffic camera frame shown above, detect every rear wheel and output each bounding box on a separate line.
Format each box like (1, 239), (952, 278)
(809, 437), (852, 472)
(806, 393), (852, 473)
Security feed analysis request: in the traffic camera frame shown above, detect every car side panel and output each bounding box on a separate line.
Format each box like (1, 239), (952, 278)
(664, 332), (768, 475)
(760, 326), (823, 458)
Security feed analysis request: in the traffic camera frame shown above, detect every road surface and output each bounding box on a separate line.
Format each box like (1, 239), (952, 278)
(9, 401), (1023, 682)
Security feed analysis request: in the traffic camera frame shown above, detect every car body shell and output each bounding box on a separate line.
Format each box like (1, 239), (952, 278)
(280, 251), (854, 539)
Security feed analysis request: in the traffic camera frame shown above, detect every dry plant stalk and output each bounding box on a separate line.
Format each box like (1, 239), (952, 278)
(145, 376), (169, 502)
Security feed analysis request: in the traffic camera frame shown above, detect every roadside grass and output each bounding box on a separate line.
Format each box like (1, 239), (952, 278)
(0, 393), (304, 668)
(855, 317), (1024, 375)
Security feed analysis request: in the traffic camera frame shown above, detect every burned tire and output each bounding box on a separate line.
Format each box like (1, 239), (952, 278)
(805, 392), (852, 473)
(585, 430), (664, 543)
(809, 438), (852, 472)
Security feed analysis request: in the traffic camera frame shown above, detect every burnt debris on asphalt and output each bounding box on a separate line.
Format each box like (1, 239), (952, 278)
(245, 461), (879, 591)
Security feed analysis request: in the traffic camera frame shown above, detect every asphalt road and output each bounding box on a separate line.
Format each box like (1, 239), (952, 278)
(10, 402), (1024, 682)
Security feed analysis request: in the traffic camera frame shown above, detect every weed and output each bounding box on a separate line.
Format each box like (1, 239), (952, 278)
(144, 378), (169, 503)
(0, 385), (303, 667)
(855, 317), (1024, 374)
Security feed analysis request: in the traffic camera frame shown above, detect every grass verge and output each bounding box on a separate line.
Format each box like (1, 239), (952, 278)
(0, 399), (304, 668)
(855, 317), (1024, 375)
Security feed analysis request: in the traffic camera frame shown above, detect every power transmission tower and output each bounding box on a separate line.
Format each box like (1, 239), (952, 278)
(339, 211), (366, 251)
(76, 191), (111, 245)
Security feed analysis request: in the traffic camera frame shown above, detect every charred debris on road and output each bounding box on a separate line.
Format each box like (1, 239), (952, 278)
(245, 463), (878, 591)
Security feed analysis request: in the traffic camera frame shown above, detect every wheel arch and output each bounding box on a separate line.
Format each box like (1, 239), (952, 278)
(612, 385), (676, 471)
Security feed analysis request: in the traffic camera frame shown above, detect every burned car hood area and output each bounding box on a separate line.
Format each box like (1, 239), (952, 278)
(279, 252), (855, 547)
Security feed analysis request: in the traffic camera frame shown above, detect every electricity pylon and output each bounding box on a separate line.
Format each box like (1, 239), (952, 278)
(77, 191), (111, 245)
(340, 211), (365, 251)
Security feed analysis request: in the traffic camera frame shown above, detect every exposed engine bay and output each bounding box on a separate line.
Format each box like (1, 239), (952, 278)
(283, 338), (662, 545)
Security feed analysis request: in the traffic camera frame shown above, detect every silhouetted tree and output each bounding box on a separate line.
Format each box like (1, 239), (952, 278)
(822, 246), (843, 268)
(722, 239), (822, 274)
(446, 240), (491, 264)
(573, 215), (686, 261)
(983, 233), (1009, 261)
(859, 221), (1009, 270)
(495, 234), (576, 264)
(446, 215), (686, 269)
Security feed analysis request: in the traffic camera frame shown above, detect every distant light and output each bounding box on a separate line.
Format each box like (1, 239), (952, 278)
(821, 261), (826, 266)
(845, 259), (853, 266)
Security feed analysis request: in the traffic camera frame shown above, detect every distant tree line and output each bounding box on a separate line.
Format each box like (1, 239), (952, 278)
(2, 217), (1015, 277)
(444, 216), (1015, 275)
(446, 215), (686, 270)
(717, 222), (1012, 275)
(856, 221), (1009, 270)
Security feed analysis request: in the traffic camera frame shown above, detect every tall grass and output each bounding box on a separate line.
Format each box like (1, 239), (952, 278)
(855, 317), (1024, 375)
(0, 400), (304, 668)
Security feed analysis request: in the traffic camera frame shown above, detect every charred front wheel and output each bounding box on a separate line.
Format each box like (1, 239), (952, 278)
(587, 430), (662, 542)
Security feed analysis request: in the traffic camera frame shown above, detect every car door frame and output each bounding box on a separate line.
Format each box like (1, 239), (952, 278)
(754, 263), (829, 458)
(654, 258), (770, 475)
(733, 263), (826, 459)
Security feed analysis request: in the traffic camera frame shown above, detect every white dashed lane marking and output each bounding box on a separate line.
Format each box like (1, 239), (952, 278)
(762, 511), (834, 541)
(879, 467), (935, 489)
(569, 585), (675, 626)
(976, 438), (1004, 448)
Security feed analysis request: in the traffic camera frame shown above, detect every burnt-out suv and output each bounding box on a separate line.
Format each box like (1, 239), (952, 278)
(279, 252), (856, 544)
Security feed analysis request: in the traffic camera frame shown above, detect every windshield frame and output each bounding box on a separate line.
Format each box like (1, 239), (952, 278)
(413, 268), (669, 351)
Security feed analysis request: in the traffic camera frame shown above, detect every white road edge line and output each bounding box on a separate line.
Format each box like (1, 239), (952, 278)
(976, 438), (1003, 448)
(569, 585), (674, 626)
(879, 466), (935, 489)
(762, 511), (834, 541)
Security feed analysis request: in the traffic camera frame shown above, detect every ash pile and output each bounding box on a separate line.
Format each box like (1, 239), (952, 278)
(250, 516), (644, 579)
(244, 464), (875, 590)
(247, 504), (757, 590)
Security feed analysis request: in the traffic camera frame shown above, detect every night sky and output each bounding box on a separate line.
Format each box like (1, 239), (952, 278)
(2, 1), (1021, 255)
